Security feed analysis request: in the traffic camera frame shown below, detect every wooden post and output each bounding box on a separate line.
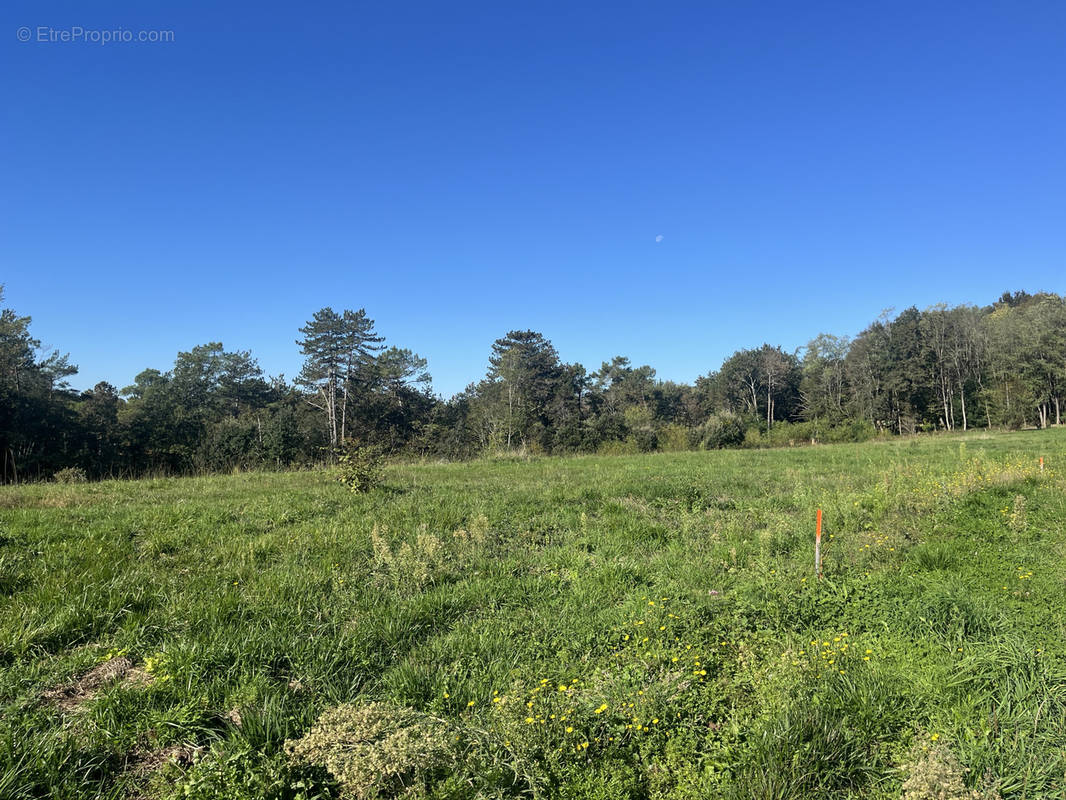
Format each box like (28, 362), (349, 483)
(815, 509), (823, 579)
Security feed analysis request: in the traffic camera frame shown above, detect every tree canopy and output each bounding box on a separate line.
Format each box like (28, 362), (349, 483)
(3, 288), (1066, 481)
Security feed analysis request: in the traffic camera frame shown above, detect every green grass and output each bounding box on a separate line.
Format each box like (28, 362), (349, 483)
(2, 429), (1066, 799)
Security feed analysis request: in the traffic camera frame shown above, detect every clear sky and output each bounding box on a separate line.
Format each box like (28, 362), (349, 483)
(3, 1), (1065, 398)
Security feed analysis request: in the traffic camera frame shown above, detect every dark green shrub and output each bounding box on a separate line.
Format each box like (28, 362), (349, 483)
(696, 412), (746, 449)
(820, 419), (877, 444)
(658, 423), (694, 452)
(337, 442), (383, 493)
(629, 428), (658, 453)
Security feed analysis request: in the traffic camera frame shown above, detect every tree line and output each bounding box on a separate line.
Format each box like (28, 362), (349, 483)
(1, 287), (1064, 482)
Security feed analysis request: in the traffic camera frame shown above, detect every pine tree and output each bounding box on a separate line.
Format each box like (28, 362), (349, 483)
(487, 330), (561, 450)
(297, 308), (383, 448)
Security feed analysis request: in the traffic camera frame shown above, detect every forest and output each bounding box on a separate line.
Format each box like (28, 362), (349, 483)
(2, 288), (1065, 482)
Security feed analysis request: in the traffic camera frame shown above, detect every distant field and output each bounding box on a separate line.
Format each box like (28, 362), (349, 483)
(2, 429), (1066, 799)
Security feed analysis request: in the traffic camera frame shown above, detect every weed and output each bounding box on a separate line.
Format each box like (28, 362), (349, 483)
(900, 741), (998, 800)
(284, 702), (454, 798)
(1008, 494), (1027, 537)
(53, 466), (87, 484)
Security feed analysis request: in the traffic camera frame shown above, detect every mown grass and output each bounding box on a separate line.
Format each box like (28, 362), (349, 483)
(1, 429), (1065, 799)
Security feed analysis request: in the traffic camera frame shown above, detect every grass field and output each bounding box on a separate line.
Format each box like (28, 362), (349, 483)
(2, 430), (1066, 799)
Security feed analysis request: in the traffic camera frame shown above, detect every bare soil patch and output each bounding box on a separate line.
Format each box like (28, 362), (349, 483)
(125, 742), (200, 777)
(41, 656), (152, 711)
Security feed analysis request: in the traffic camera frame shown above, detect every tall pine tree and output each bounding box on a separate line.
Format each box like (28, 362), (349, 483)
(297, 308), (383, 448)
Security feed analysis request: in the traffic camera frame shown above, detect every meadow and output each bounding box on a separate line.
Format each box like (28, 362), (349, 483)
(2, 429), (1065, 799)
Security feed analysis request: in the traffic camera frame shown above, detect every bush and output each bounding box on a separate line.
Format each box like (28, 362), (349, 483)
(629, 429), (658, 453)
(623, 406), (658, 452)
(819, 419), (877, 444)
(337, 442), (383, 493)
(53, 466), (87, 484)
(738, 419), (879, 449)
(659, 423), (693, 452)
(598, 439), (640, 456)
(695, 412), (746, 450)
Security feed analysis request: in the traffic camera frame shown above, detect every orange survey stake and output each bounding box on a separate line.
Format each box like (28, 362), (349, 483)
(815, 508), (823, 578)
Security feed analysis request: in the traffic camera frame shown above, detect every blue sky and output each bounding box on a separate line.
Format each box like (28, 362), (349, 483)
(3, 1), (1065, 398)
